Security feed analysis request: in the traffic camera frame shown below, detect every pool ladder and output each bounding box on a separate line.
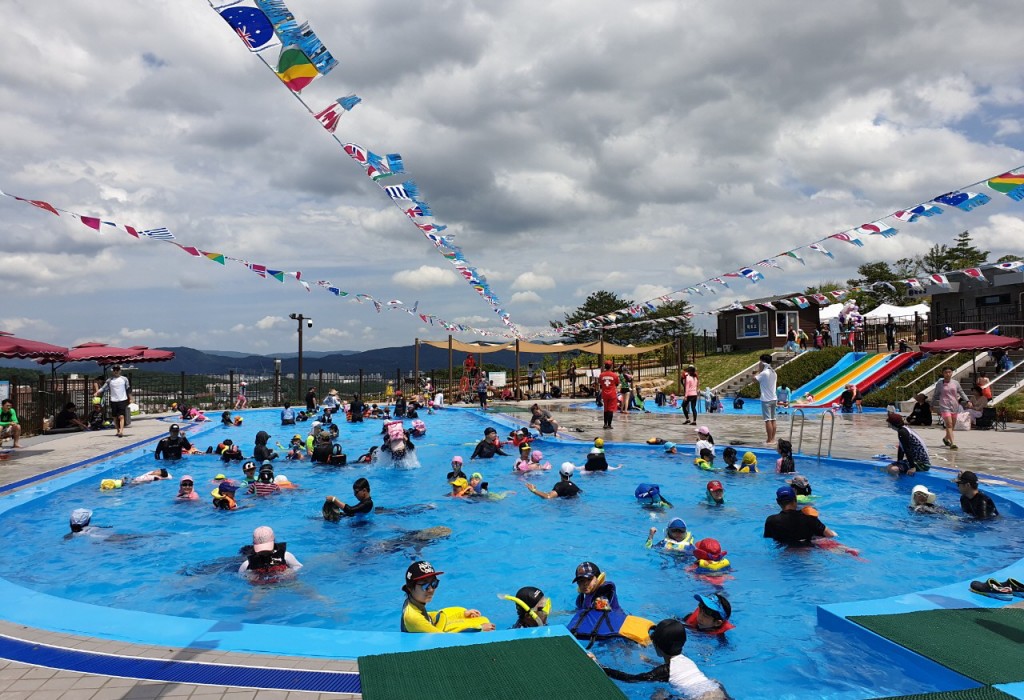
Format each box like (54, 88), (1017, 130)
(788, 408), (836, 458)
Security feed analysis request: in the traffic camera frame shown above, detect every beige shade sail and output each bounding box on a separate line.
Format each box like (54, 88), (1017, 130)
(420, 339), (514, 353)
(577, 340), (670, 355)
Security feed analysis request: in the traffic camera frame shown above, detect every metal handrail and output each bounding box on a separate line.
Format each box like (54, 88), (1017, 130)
(789, 408), (807, 454)
(818, 410), (836, 458)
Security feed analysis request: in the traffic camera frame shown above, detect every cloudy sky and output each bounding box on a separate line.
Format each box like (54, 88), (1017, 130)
(3, 0), (1023, 354)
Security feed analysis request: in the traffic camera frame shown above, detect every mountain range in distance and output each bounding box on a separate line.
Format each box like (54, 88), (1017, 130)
(0, 344), (541, 376)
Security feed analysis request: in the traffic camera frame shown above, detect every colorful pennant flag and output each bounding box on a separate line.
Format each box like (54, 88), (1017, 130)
(808, 243), (833, 259)
(933, 191), (991, 212)
(140, 227), (174, 241)
(739, 268), (764, 283)
(854, 221), (898, 238)
(996, 260), (1024, 271)
(782, 251), (804, 265)
(893, 203), (943, 222)
(987, 170), (1024, 201)
(275, 46), (318, 92)
(219, 6), (277, 51)
(829, 232), (863, 247)
(925, 273), (951, 288)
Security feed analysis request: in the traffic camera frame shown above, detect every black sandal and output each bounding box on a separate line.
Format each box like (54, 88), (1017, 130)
(1001, 578), (1024, 598)
(970, 580), (1013, 600)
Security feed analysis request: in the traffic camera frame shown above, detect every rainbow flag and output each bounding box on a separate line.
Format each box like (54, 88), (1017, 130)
(987, 170), (1024, 201)
(275, 47), (318, 92)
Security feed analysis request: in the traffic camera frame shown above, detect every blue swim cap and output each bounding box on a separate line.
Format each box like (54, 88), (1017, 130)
(663, 442), (676, 451)
(776, 486), (796, 502)
(667, 517), (687, 532)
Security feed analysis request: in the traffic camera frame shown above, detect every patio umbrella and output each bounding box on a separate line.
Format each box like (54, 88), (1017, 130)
(64, 342), (147, 364)
(920, 329), (1023, 353)
(0, 331), (67, 361)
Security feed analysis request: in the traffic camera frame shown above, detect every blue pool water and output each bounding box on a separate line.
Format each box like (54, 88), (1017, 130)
(571, 399), (886, 416)
(1, 408), (1021, 699)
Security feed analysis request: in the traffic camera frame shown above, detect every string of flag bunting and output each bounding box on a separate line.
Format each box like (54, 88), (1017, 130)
(0, 187), (514, 338)
(547, 166), (1024, 337)
(210, 0), (520, 337)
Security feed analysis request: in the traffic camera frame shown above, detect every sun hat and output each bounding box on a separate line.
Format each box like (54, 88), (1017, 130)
(214, 473), (226, 481)
(312, 421), (322, 428)
(405, 560), (443, 585)
(694, 593), (731, 620)
(559, 462), (575, 476)
(693, 538), (727, 561)
(911, 484), (937, 505)
(180, 474), (193, 484)
(776, 486), (796, 502)
(252, 526), (275, 552)
(572, 561), (600, 583)
(695, 426), (710, 435)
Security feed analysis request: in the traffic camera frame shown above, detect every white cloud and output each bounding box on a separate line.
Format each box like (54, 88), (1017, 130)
(116, 327), (170, 341)
(512, 272), (556, 291)
(391, 266), (459, 289)
(511, 291), (543, 304)
(255, 316), (289, 331)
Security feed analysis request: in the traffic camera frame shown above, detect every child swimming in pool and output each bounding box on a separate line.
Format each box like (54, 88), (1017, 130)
(775, 439), (795, 474)
(694, 448), (716, 471)
(705, 480), (724, 506)
(646, 518), (695, 553)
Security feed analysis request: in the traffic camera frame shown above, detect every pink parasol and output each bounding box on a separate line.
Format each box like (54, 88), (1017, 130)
(920, 329), (1023, 353)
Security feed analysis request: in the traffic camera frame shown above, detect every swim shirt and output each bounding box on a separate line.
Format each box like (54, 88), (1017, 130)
(763, 509), (827, 544)
(99, 376), (131, 402)
(552, 480), (581, 498)
(400, 599), (445, 633)
(342, 498), (374, 516)
(960, 491), (998, 520)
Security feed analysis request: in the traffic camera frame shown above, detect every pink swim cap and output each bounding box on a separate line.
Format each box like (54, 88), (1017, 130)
(531, 450), (543, 461)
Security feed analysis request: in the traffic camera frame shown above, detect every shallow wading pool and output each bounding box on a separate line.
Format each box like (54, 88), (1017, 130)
(1, 408), (1021, 699)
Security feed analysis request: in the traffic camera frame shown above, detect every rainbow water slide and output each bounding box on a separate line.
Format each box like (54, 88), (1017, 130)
(792, 352), (920, 408)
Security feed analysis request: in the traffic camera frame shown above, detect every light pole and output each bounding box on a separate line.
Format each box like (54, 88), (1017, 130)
(289, 313), (312, 404)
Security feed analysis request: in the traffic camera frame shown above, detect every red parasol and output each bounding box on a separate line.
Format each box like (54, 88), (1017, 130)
(98, 346), (175, 365)
(0, 330), (68, 361)
(920, 329), (1023, 353)
(64, 342), (147, 364)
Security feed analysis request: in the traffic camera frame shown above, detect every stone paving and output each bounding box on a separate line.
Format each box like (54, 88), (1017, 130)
(0, 405), (1020, 699)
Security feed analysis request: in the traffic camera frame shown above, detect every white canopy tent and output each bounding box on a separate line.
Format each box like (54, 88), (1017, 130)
(863, 303), (930, 320)
(819, 303), (844, 322)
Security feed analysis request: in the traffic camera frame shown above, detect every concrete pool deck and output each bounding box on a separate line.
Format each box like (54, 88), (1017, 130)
(1, 405), (1022, 699)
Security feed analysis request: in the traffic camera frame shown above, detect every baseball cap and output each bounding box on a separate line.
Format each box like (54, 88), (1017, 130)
(519, 443), (531, 452)
(405, 560), (443, 585)
(242, 461), (257, 472)
(252, 525), (275, 552)
(559, 462), (575, 476)
(650, 619), (686, 657)
(451, 455), (464, 464)
(450, 477), (468, 487)
(666, 517), (687, 532)
(218, 480), (239, 494)
(776, 486), (796, 502)
(954, 470), (978, 485)
(169, 424), (180, 432)
(694, 593), (731, 620)
(663, 442), (676, 451)
(604, 360), (613, 368)
(695, 426), (710, 435)
(706, 480), (724, 492)
(572, 561), (600, 583)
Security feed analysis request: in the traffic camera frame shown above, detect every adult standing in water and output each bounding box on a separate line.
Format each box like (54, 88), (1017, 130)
(931, 366), (969, 450)
(305, 386), (317, 413)
(598, 361), (620, 429)
(755, 354), (778, 445)
(94, 365), (131, 438)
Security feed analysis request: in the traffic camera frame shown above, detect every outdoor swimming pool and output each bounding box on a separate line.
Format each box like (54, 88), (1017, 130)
(1, 407), (1021, 699)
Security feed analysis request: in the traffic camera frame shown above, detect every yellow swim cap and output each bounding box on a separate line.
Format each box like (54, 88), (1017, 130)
(100, 478), (123, 490)
(742, 452), (757, 465)
(594, 438), (604, 447)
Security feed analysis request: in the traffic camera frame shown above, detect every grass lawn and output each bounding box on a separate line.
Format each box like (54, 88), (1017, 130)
(665, 349), (768, 393)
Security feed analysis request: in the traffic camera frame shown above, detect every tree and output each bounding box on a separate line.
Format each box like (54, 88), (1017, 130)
(918, 231), (988, 273)
(803, 280), (845, 296)
(844, 258), (919, 307)
(997, 253), (1020, 263)
(552, 290), (692, 346)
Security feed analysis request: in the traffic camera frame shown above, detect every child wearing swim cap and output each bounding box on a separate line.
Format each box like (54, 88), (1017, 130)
(448, 477), (471, 498)
(739, 451), (759, 473)
(684, 593), (735, 635)
(646, 517), (694, 553)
